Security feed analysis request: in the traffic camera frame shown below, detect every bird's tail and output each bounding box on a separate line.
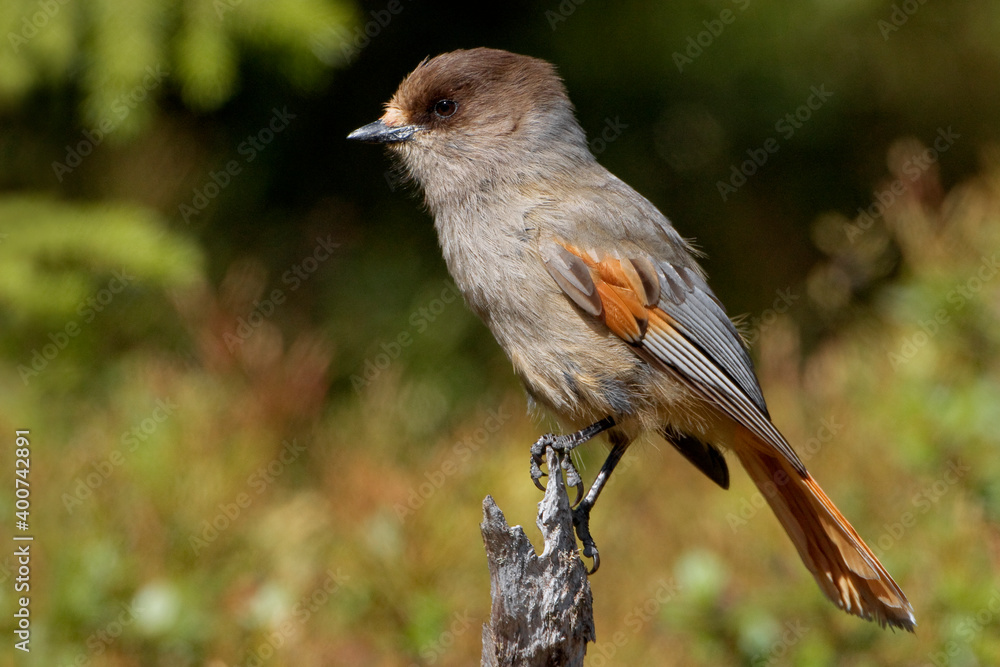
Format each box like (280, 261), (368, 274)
(733, 436), (915, 631)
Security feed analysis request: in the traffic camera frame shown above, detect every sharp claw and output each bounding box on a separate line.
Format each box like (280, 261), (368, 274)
(532, 474), (547, 492)
(571, 481), (584, 507)
(529, 446), (547, 494)
(579, 531), (600, 574)
(529, 435), (556, 493)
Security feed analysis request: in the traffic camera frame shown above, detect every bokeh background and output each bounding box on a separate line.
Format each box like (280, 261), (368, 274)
(2, 0), (1000, 665)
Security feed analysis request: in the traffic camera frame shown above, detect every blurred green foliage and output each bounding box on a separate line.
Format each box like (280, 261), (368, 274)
(0, 0), (999, 665)
(0, 197), (201, 320)
(1, 0), (357, 134)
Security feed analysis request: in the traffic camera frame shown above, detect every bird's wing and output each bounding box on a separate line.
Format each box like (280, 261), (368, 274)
(539, 240), (806, 475)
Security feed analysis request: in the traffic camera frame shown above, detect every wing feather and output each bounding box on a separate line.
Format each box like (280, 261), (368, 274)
(547, 242), (806, 475)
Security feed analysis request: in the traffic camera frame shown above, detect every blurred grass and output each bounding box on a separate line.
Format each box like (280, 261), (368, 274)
(2, 145), (999, 665)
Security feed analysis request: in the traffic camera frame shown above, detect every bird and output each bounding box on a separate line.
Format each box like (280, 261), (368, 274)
(347, 47), (915, 631)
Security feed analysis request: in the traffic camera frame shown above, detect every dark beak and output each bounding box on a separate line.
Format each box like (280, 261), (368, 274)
(347, 119), (420, 144)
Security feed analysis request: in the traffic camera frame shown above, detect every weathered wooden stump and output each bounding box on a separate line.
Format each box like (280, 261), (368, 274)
(480, 447), (595, 666)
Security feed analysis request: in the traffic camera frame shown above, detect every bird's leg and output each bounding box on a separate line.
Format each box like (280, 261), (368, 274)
(572, 432), (630, 574)
(530, 416), (616, 505)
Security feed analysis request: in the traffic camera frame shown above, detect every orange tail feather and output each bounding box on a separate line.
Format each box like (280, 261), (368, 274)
(734, 438), (915, 631)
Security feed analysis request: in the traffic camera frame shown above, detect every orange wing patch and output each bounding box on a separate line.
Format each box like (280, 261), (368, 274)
(550, 244), (666, 346)
(594, 282), (647, 343)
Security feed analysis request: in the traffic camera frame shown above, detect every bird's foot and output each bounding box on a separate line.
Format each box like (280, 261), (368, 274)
(530, 433), (585, 506)
(528, 417), (617, 573)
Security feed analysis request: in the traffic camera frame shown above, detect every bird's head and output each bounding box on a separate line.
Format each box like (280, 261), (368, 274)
(348, 48), (591, 209)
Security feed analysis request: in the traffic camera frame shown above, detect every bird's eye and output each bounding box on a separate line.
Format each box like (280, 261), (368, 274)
(433, 99), (458, 118)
